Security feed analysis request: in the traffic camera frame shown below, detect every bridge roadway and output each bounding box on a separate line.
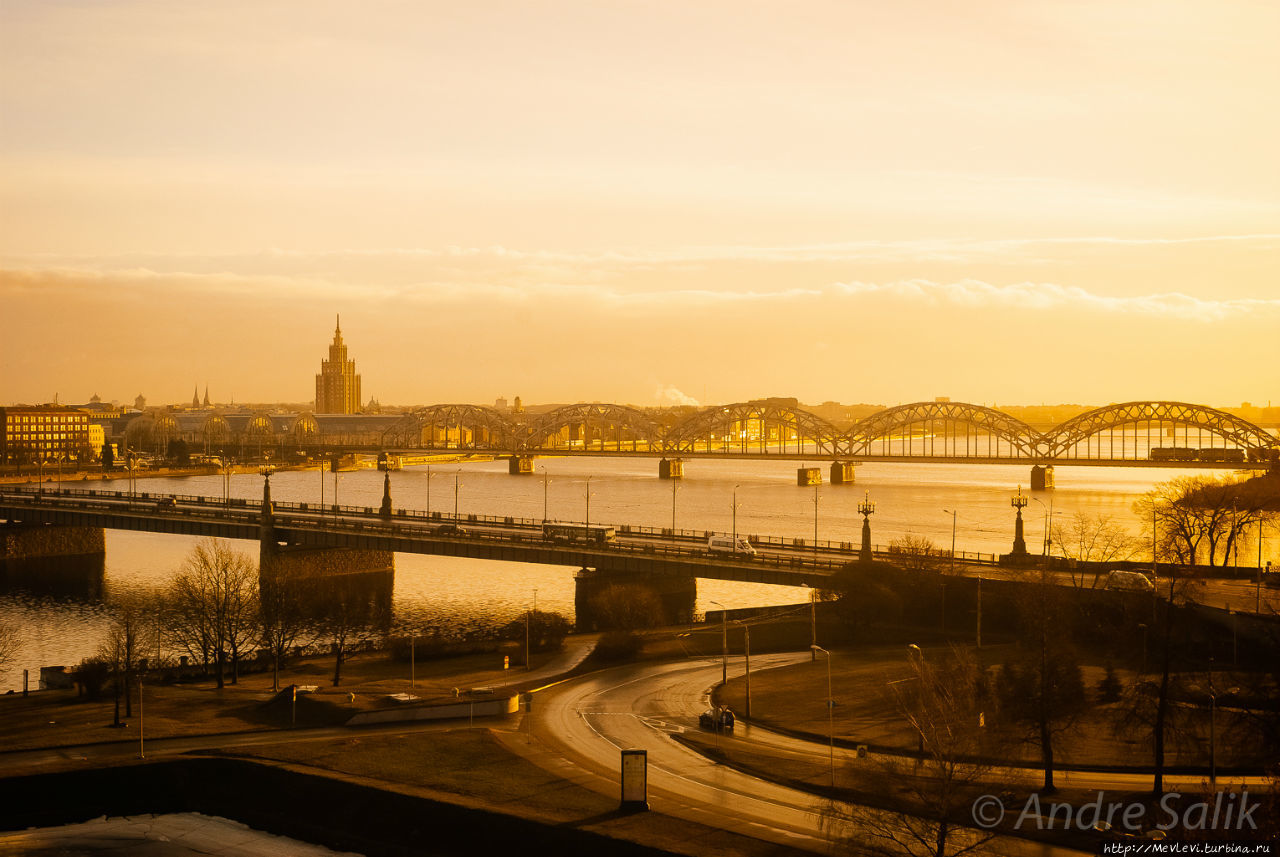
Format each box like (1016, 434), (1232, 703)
(2, 487), (1272, 615)
(0, 486), (882, 587)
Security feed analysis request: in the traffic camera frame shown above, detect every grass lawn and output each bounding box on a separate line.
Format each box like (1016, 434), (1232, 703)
(714, 642), (1271, 770)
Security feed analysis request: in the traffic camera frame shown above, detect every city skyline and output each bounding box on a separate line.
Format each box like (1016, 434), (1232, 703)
(3, 2), (1278, 407)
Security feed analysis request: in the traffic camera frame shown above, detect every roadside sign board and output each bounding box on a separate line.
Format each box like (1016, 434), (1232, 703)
(620, 749), (648, 811)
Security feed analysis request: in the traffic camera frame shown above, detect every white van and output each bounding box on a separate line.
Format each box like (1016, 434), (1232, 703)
(1104, 570), (1155, 592)
(708, 535), (756, 556)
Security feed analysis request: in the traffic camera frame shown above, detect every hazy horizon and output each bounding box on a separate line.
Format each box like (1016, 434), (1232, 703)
(3, 2), (1277, 408)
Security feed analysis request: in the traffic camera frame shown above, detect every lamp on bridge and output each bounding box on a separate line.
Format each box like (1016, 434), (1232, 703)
(857, 491), (876, 563)
(1010, 486), (1029, 557)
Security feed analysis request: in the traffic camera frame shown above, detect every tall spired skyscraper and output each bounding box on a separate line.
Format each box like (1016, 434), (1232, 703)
(315, 316), (362, 414)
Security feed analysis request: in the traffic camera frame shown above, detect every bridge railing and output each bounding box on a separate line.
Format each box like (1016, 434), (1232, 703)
(0, 486), (999, 567)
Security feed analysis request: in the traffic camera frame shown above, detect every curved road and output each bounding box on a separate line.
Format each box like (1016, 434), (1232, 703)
(526, 654), (1089, 856)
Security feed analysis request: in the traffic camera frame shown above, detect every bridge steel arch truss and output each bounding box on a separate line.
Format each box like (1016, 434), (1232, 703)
(846, 401), (1043, 460)
(519, 403), (665, 453)
(664, 402), (843, 457)
(1042, 401), (1278, 461)
(382, 405), (516, 451)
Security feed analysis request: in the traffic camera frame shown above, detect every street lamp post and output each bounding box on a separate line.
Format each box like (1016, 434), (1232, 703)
(858, 491), (875, 563)
(138, 676), (145, 760)
(319, 460), (325, 509)
(811, 644), (835, 788)
(671, 482), (679, 533)
(812, 483), (820, 567)
(425, 464), (432, 516)
(1011, 486), (1029, 556)
(584, 476), (594, 530)
(1207, 663), (1240, 788)
(806, 583), (818, 661)
(710, 600), (728, 687)
(542, 469), (551, 522)
(526, 588), (539, 670)
(942, 508), (957, 575)
(731, 484), (740, 551)
(454, 469), (462, 521)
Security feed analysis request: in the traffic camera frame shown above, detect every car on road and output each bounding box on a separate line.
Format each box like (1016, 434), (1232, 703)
(435, 523), (468, 536)
(156, 497), (176, 510)
(707, 535), (756, 556)
(699, 706), (735, 731)
(1104, 570), (1155, 592)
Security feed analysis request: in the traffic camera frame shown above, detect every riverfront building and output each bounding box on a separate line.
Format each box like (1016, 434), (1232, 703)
(315, 316), (363, 415)
(0, 405), (93, 464)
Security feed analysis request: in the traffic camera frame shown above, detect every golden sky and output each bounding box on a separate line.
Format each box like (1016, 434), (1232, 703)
(2, 1), (1277, 408)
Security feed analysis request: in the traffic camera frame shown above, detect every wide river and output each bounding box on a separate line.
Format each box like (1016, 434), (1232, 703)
(2, 457), (1275, 691)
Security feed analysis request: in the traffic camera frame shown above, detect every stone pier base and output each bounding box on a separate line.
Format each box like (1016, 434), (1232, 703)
(797, 467), (822, 486)
(261, 546), (395, 629)
(1031, 464), (1055, 491)
(830, 461), (857, 484)
(0, 523), (106, 598)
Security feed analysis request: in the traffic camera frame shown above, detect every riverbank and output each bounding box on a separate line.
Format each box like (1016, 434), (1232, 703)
(0, 637), (810, 857)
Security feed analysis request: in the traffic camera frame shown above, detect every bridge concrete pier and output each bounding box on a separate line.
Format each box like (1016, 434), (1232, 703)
(797, 467), (822, 487)
(573, 567), (696, 630)
(658, 458), (684, 480)
(1, 522), (106, 594)
(1030, 465), (1055, 491)
(830, 461), (858, 484)
(508, 456), (535, 475)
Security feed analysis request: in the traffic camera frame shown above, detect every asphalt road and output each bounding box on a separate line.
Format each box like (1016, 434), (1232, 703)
(526, 653), (1093, 856)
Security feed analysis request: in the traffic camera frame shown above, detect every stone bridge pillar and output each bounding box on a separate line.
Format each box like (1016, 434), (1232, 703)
(508, 455), (535, 475)
(797, 467), (822, 486)
(574, 567), (696, 630)
(1, 523), (105, 597)
(658, 458), (684, 480)
(1030, 465), (1055, 491)
(830, 461), (858, 484)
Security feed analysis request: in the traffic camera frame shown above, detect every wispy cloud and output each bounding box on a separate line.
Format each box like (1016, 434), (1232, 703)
(5, 232), (1279, 271)
(5, 260), (1278, 323)
(834, 279), (1280, 321)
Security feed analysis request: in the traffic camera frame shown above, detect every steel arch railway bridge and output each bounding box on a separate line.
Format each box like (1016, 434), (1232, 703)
(370, 399), (1278, 484)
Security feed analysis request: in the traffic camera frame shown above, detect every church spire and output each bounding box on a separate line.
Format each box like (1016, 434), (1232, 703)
(193, 384), (200, 409)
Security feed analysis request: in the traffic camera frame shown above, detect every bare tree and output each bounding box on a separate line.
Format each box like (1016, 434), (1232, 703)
(889, 533), (945, 573)
(1133, 475), (1274, 568)
(259, 564), (312, 692)
(589, 583), (665, 632)
(0, 622), (20, 681)
(1050, 512), (1140, 587)
(318, 572), (384, 687)
(163, 540), (258, 688)
(994, 574), (1087, 793)
(827, 646), (1004, 857)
